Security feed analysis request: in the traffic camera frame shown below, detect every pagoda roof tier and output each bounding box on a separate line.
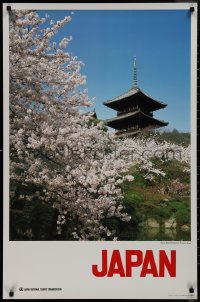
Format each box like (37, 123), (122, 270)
(103, 88), (167, 112)
(116, 129), (141, 137)
(116, 126), (157, 138)
(105, 110), (168, 130)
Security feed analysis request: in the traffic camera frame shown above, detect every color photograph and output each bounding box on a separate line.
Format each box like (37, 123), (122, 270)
(9, 9), (191, 241)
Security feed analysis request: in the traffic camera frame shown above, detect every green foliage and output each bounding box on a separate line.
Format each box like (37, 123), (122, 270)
(151, 159), (190, 183)
(10, 181), (59, 240)
(168, 200), (190, 226)
(141, 129), (190, 147)
(149, 207), (171, 224)
(131, 171), (147, 187)
(120, 157), (190, 240)
(10, 199), (58, 240)
(156, 129), (190, 147)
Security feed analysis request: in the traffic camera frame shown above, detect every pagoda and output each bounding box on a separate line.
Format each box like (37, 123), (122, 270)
(104, 58), (168, 137)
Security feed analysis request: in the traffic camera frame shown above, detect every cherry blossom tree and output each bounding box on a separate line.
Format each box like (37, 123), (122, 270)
(9, 10), (134, 240)
(114, 136), (190, 180)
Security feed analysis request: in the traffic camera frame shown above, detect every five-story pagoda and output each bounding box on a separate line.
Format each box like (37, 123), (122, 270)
(104, 58), (168, 137)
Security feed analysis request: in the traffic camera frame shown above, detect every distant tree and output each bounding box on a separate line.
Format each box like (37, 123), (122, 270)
(172, 128), (179, 134)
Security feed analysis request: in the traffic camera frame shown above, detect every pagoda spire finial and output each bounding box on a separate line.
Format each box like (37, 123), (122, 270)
(133, 56), (137, 88)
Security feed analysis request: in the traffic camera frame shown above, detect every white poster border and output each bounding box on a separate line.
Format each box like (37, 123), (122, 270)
(3, 2), (197, 299)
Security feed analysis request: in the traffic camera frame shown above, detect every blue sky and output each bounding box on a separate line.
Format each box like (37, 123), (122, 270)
(39, 10), (191, 132)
